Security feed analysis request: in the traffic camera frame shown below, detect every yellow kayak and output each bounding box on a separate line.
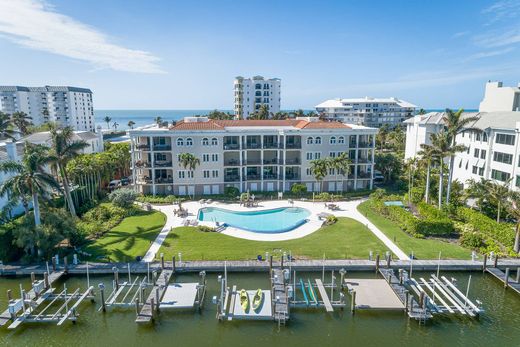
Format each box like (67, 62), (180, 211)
(240, 289), (249, 312)
(252, 289), (264, 311)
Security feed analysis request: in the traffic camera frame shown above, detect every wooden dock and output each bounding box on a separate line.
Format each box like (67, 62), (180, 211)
(314, 279), (333, 313)
(0, 270), (65, 327)
(486, 267), (520, 295)
(135, 268), (173, 324)
(271, 268), (289, 323)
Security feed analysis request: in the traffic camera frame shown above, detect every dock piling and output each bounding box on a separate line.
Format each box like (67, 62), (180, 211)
(494, 255), (498, 268)
(44, 272), (49, 289)
(150, 298), (155, 321)
(64, 256), (68, 272)
(172, 256), (176, 273)
(155, 287), (160, 313)
(375, 254), (380, 273)
(405, 290), (409, 313)
(504, 268), (510, 288)
(483, 254), (488, 273)
(516, 268), (520, 284)
(161, 253), (165, 270)
(269, 256), (273, 270)
(7, 289), (12, 302)
(350, 291), (356, 314)
(386, 252), (391, 268)
(52, 257), (56, 271)
(419, 291), (425, 308)
(135, 298), (139, 316)
(99, 283), (106, 312)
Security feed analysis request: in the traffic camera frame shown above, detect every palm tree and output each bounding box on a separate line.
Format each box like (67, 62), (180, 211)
(306, 111), (317, 117)
(10, 112), (33, 136)
(443, 108), (478, 204)
(507, 191), (520, 253)
(128, 120), (136, 129)
(292, 109), (305, 118)
(418, 108), (427, 115)
(179, 153), (200, 171)
(328, 153), (351, 192)
(376, 124), (390, 151)
(48, 126), (88, 217)
(250, 105), (269, 120)
(104, 116), (112, 130)
(430, 131), (450, 209)
(486, 178), (511, 222)
(404, 157), (418, 205)
(0, 143), (60, 228)
(112, 122), (119, 131)
(154, 116), (163, 126)
(310, 158), (328, 193)
(0, 112), (17, 140)
(417, 143), (436, 203)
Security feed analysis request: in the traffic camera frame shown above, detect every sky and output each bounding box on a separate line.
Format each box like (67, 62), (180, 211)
(0, 0), (520, 110)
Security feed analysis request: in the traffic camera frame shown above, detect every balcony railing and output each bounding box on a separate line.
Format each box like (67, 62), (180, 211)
(285, 158), (300, 165)
(223, 159), (240, 166)
(154, 161), (172, 167)
(285, 143), (301, 149)
(135, 161), (151, 168)
(245, 159), (261, 165)
(358, 142), (372, 148)
(136, 144), (150, 150)
(155, 177), (174, 184)
(263, 173), (280, 180)
(246, 174), (261, 181)
(224, 175), (240, 182)
(245, 143), (261, 149)
(263, 143), (282, 149)
(153, 144), (172, 151)
(136, 177), (152, 184)
(357, 172), (371, 179)
(223, 143), (240, 150)
(263, 158), (282, 165)
(285, 174), (300, 180)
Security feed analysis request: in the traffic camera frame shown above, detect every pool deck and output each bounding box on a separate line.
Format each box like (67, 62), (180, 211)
(141, 198), (410, 262)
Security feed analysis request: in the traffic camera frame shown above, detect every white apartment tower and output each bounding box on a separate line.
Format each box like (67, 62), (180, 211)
(479, 81), (520, 112)
(234, 76), (281, 119)
(0, 86), (95, 131)
(315, 97), (416, 128)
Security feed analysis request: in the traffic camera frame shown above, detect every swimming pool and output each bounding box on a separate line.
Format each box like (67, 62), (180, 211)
(197, 207), (311, 233)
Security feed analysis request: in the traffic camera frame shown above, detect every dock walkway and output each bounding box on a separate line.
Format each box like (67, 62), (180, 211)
(486, 267), (520, 295)
(135, 268), (173, 324)
(271, 269), (289, 323)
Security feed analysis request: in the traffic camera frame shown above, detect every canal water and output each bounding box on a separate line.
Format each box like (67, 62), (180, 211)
(0, 271), (519, 346)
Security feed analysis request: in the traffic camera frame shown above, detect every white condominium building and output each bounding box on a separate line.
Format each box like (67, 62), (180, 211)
(0, 86), (95, 131)
(234, 76), (281, 119)
(315, 97), (416, 128)
(404, 111), (520, 191)
(129, 116), (376, 196)
(479, 81), (520, 112)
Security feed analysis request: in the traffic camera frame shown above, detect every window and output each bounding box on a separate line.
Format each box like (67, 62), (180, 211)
(202, 154), (210, 162)
(306, 152), (313, 160)
(307, 137), (314, 145)
(474, 148), (480, 158)
(330, 136), (336, 145)
(472, 166), (478, 174)
(212, 154), (218, 162)
(315, 137), (322, 144)
(496, 133), (515, 145)
(516, 175), (520, 188)
(481, 150), (486, 159)
(306, 168), (311, 175)
(314, 152), (321, 159)
(187, 171), (194, 178)
(202, 138), (209, 146)
(493, 151), (513, 164)
(476, 132), (481, 141)
(491, 169), (511, 182)
(459, 159), (462, 168)
(212, 170), (219, 178)
(203, 170), (210, 178)
(466, 146), (470, 154)
(465, 161), (468, 170)
(329, 152), (337, 158)
(483, 133), (488, 142)
(211, 138), (218, 146)
(328, 168), (335, 175)
(176, 138), (184, 146)
(479, 167), (484, 176)
(178, 171), (185, 179)
(338, 136), (345, 144)
(186, 138), (193, 146)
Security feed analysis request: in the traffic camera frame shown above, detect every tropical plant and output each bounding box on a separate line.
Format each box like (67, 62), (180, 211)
(112, 122), (119, 131)
(128, 120), (136, 129)
(443, 108), (478, 204)
(430, 130), (452, 209)
(178, 153), (200, 171)
(207, 110), (234, 120)
(375, 152), (402, 183)
(108, 188), (138, 208)
(0, 143), (60, 228)
(290, 183), (307, 197)
(417, 108), (427, 115)
(328, 152), (351, 192)
(154, 116), (163, 126)
(10, 111), (33, 136)
(0, 112), (17, 140)
(291, 109), (305, 118)
(417, 143), (436, 204)
(48, 126), (89, 217)
(387, 126), (406, 152)
(376, 124), (390, 150)
(103, 116), (112, 130)
(250, 104), (270, 120)
(507, 191), (520, 253)
(272, 111), (289, 120)
(404, 157), (418, 205)
(310, 158), (328, 192)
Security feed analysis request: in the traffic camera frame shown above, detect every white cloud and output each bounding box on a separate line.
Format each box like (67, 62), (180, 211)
(0, 0), (165, 73)
(452, 31), (470, 39)
(463, 47), (514, 61)
(482, 0), (520, 25)
(474, 28), (520, 48)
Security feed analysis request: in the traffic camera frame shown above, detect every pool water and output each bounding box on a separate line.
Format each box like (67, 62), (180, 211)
(197, 207), (311, 233)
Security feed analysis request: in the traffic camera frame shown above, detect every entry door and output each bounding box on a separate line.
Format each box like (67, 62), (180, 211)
(187, 186), (195, 196)
(211, 185), (219, 194)
(306, 183), (313, 192)
(267, 182), (274, 192)
(328, 182), (336, 192)
(178, 186), (186, 196)
(250, 183), (258, 191)
(314, 183), (320, 192)
(203, 185), (211, 195)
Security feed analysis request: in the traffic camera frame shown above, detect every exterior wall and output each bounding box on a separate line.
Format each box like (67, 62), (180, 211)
(479, 81), (520, 112)
(405, 121), (444, 159)
(130, 126), (376, 196)
(234, 76), (281, 119)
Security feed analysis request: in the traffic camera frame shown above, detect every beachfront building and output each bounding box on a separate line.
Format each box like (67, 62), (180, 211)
(404, 111), (520, 191)
(315, 97), (416, 128)
(0, 86), (95, 131)
(479, 81), (520, 112)
(129, 116), (377, 196)
(234, 76), (281, 119)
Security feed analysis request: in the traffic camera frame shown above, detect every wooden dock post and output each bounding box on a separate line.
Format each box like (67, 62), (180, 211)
(155, 287), (160, 313)
(399, 269), (403, 285)
(7, 289), (12, 302)
(44, 272), (49, 289)
(150, 298), (155, 321)
(30, 272), (35, 283)
(386, 253), (391, 268)
(516, 267), (520, 284)
(269, 255), (273, 271)
(482, 254), (487, 273)
(114, 269), (120, 290)
(351, 291), (356, 314)
(135, 298), (140, 316)
(99, 284), (106, 312)
(419, 291), (425, 308)
(504, 268), (510, 288)
(494, 255), (498, 268)
(404, 290), (409, 313)
(161, 253), (165, 270)
(281, 255), (284, 269)
(375, 254), (380, 273)
(52, 257), (56, 271)
(172, 256), (176, 273)
(64, 256), (68, 272)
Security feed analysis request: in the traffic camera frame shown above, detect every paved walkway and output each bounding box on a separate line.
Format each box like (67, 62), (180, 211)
(141, 198), (410, 262)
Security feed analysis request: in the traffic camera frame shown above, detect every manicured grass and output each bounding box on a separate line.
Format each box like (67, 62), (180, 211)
(158, 217), (392, 260)
(84, 210), (166, 262)
(357, 201), (472, 260)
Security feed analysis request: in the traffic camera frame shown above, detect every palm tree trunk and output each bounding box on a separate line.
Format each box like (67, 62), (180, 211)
(32, 191), (41, 226)
(514, 223), (520, 253)
(446, 155), (455, 204)
(59, 164), (77, 217)
(425, 163), (431, 204)
(497, 202), (501, 223)
(438, 163), (444, 209)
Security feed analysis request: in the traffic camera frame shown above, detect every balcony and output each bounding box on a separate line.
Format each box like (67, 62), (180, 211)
(223, 159), (240, 166)
(224, 175), (240, 182)
(285, 143), (301, 149)
(154, 161), (172, 168)
(263, 173), (280, 180)
(246, 174), (261, 181)
(135, 161), (151, 168)
(358, 142), (372, 148)
(245, 159), (261, 165)
(223, 143), (240, 150)
(155, 177), (174, 184)
(137, 176), (153, 184)
(263, 142), (282, 149)
(263, 158), (282, 165)
(357, 172), (372, 179)
(136, 144), (151, 150)
(245, 143), (261, 149)
(153, 144), (172, 151)
(285, 158), (300, 165)
(285, 173), (300, 180)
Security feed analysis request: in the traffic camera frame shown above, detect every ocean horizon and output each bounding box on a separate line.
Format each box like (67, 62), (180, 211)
(94, 109), (478, 131)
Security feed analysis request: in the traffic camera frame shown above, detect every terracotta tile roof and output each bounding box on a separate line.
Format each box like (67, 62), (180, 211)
(169, 119), (350, 131)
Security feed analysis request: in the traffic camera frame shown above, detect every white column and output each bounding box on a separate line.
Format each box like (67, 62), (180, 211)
(150, 136), (156, 196)
(370, 134), (376, 190)
(354, 134), (359, 190)
(260, 135), (264, 191)
(130, 137), (137, 191)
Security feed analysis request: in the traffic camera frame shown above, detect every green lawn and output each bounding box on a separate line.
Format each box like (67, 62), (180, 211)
(84, 210), (166, 262)
(158, 217), (392, 260)
(357, 201), (472, 260)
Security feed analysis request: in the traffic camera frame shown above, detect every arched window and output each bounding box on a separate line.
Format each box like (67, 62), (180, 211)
(307, 137), (314, 145)
(330, 136), (336, 145)
(186, 138), (193, 146)
(176, 138), (184, 146)
(255, 83), (262, 89)
(202, 138), (209, 146)
(315, 137), (322, 144)
(211, 138), (218, 146)
(338, 136), (345, 144)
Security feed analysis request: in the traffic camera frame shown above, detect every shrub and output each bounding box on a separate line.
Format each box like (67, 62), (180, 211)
(325, 215), (338, 225)
(224, 186), (240, 198)
(197, 225), (215, 232)
(291, 183), (307, 197)
(136, 195), (177, 204)
(460, 231), (485, 249)
(79, 203), (137, 237)
(108, 188), (138, 208)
